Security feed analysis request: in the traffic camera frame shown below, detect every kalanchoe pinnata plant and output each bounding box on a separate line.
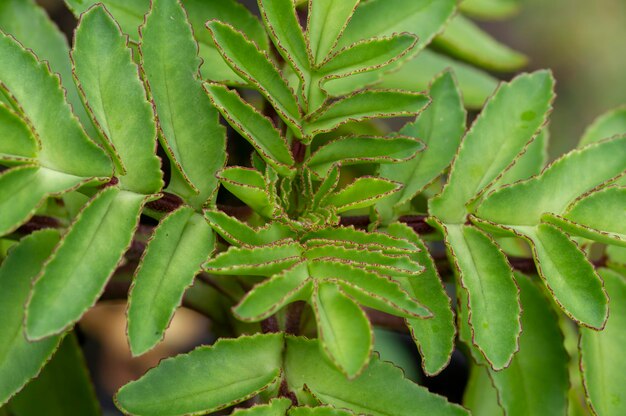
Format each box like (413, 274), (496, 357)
(0, 0), (625, 415)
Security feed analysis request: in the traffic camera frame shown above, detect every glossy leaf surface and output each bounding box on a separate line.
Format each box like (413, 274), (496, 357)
(128, 207), (214, 356)
(116, 334), (284, 416)
(26, 187), (147, 339)
(72, 6), (162, 194)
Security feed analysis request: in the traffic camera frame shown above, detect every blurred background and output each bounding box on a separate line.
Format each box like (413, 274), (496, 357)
(24, 0), (626, 414)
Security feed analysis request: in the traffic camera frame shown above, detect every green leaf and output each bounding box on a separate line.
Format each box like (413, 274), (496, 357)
(338, 0), (456, 51)
(141, 0), (226, 206)
(580, 269), (626, 416)
(232, 399), (293, 416)
(462, 365), (503, 416)
(307, 136), (424, 178)
(115, 334), (285, 416)
(307, 0), (359, 65)
(543, 186), (626, 247)
(26, 187), (147, 340)
(326, 176), (401, 213)
(319, 34), (418, 79)
(257, 0), (310, 87)
(8, 334), (100, 416)
(289, 407), (356, 416)
(233, 262), (312, 321)
(0, 230), (63, 405)
(204, 240), (302, 276)
(476, 136), (626, 226)
(72, 5), (163, 194)
(304, 90), (428, 137)
(0, 102), (38, 163)
(522, 223), (608, 329)
(385, 223), (456, 376)
(377, 72), (466, 221)
(128, 207), (214, 356)
(579, 106), (626, 146)
(0, 166), (90, 236)
(291, 408), (355, 416)
(377, 49), (499, 110)
(184, 0), (269, 83)
(303, 226), (418, 254)
(460, 0), (520, 20)
(0, 0), (98, 137)
(492, 129), (548, 188)
(207, 20), (302, 136)
(204, 83), (295, 177)
(218, 167), (276, 218)
(0, 31), (112, 177)
(308, 260), (430, 319)
(205, 210), (296, 247)
(487, 274), (568, 416)
(64, 0), (148, 41)
(432, 15), (527, 72)
(430, 70), (555, 223)
(284, 337), (469, 416)
(444, 224), (521, 370)
(313, 281), (373, 378)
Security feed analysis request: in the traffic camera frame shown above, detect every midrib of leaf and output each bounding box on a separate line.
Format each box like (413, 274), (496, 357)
(313, 5), (333, 60)
(317, 289), (345, 364)
(95, 70), (127, 174)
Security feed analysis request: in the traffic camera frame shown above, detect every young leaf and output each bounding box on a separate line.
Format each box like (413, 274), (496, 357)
(304, 90), (429, 136)
(284, 337), (469, 416)
(0, 31), (112, 177)
(337, 0), (456, 51)
(325, 177), (401, 213)
(0, 0), (97, 137)
(218, 167), (276, 217)
(307, 0), (359, 65)
(72, 5), (163, 194)
(232, 399), (292, 416)
(303, 226), (418, 254)
(206, 20), (302, 136)
(0, 102), (38, 162)
(205, 210), (295, 247)
(257, 0), (310, 84)
(319, 34), (418, 78)
(544, 186), (626, 247)
(385, 223), (456, 376)
(204, 240), (303, 276)
(444, 224), (521, 370)
(233, 262), (311, 322)
(432, 15), (527, 72)
(0, 166), (90, 236)
(8, 334), (100, 416)
(487, 274), (568, 416)
(579, 106), (626, 146)
(377, 71), (466, 221)
(306, 136), (424, 178)
(377, 49), (499, 110)
(308, 261), (430, 318)
(313, 281), (373, 379)
(430, 70), (554, 223)
(204, 83), (295, 177)
(0, 230), (63, 405)
(580, 269), (626, 416)
(127, 207), (214, 356)
(523, 223), (608, 329)
(26, 187), (148, 340)
(115, 334), (285, 416)
(476, 136), (626, 226)
(141, 0), (226, 206)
